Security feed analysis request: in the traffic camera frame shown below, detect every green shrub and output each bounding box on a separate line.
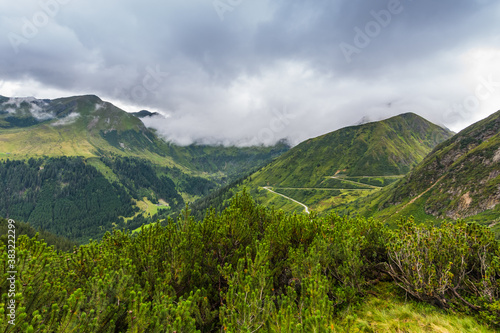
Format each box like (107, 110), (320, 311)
(1, 191), (498, 331)
(385, 218), (500, 325)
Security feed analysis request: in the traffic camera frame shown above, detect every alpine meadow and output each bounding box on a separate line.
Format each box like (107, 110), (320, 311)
(1, 0), (500, 332)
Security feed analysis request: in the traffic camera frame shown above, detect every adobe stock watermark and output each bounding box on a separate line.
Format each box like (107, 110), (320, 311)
(7, 0), (73, 54)
(245, 106), (296, 146)
(213, 0), (244, 21)
(339, 0), (409, 64)
(6, 219), (17, 326)
(112, 65), (169, 104)
(445, 73), (500, 122)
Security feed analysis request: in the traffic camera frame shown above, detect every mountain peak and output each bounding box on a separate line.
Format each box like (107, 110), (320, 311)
(353, 112), (431, 129)
(386, 112), (427, 123)
(379, 109), (500, 221)
(0, 94), (156, 157)
(248, 113), (454, 189)
(355, 115), (373, 125)
(55, 94), (102, 103)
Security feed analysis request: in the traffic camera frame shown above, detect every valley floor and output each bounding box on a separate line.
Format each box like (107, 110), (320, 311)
(257, 174), (405, 214)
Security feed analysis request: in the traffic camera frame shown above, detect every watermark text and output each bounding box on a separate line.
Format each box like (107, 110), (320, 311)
(6, 219), (17, 326)
(340, 0), (408, 63)
(7, 0), (73, 54)
(213, 0), (244, 21)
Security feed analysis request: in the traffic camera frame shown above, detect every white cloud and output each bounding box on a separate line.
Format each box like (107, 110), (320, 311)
(51, 112), (80, 126)
(2, 97), (54, 120)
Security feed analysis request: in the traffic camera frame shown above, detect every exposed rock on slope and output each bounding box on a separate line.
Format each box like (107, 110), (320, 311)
(384, 110), (500, 219)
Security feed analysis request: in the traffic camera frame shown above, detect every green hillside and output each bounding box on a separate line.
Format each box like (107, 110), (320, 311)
(0, 95), (289, 242)
(353, 110), (500, 232)
(0, 95), (155, 159)
(0, 95), (289, 177)
(249, 112), (453, 188)
(195, 113), (453, 216)
(1, 96), (498, 331)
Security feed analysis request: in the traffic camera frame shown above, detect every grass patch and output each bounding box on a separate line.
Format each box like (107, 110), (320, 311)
(272, 187), (379, 214)
(273, 188), (341, 206)
(334, 282), (496, 332)
(122, 197), (170, 223)
(313, 189), (377, 213)
(343, 175), (404, 187)
(86, 157), (120, 183)
(0, 152), (13, 160)
(318, 177), (375, 189)
(132, 222), (158, 234)
(181, 192), (203, 205)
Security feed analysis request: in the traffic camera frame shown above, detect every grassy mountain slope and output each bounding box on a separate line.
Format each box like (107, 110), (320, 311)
(0, 95), (289, 242)
(249, 112), (453, 188)
(0, 95), (289, 178)
(202, 113), (453, 215)
(353, 110), (500, 232)
(0, 95), (170, 160)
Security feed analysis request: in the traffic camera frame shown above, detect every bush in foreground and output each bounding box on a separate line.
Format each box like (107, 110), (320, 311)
(1, 192), (498, 332)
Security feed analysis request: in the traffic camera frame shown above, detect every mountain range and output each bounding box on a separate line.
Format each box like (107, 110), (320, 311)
(1, 93), (499, 241)
(352, 110), (500, 233)
(249, 112), (453, 187)
(0, 95), (288, 242)
(210, 112), (454, 214)
(0, 95), (288, 175)
(187, 110), (500, 238)
(2, 94), (498, 333)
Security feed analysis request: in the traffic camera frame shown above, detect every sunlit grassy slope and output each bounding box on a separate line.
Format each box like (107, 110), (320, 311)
(249, 112), (453, 188)
(0, 94), (290, 177)
(347, 110), (500, 234)
(334, 283), (496, 332)
(226, 113), (453, 214)
(0, 95), (173, 161)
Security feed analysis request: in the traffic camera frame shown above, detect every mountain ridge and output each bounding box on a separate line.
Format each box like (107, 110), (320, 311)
(359, 110), (500, 227)
(0, 94), (290, 174)
(0, 94), (290, 242)
(187, 112), (455, 217)
(247, 112), (454, 188)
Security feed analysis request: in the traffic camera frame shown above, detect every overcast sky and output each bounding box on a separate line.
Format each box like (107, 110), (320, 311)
(1, 0), (500, 146)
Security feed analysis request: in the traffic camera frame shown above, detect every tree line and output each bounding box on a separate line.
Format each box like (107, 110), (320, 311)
(0, 156), (204, 243)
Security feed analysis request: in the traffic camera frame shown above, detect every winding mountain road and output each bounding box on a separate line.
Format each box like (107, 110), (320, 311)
(262, 175), (403, 214)
(263, 186), (310, 214)
(329, 176), (382, 189)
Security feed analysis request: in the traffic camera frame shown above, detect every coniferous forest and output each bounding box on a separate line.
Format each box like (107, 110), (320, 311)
(0, 157), (214, 244)
(0, 157), (137, 242)
(1, 192), (499, 332)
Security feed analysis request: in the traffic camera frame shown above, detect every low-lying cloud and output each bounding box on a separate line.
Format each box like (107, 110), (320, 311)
(51, 112), (80, 126)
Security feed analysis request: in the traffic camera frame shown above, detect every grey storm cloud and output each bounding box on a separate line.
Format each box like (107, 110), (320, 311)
(1, 0), (500, 145)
